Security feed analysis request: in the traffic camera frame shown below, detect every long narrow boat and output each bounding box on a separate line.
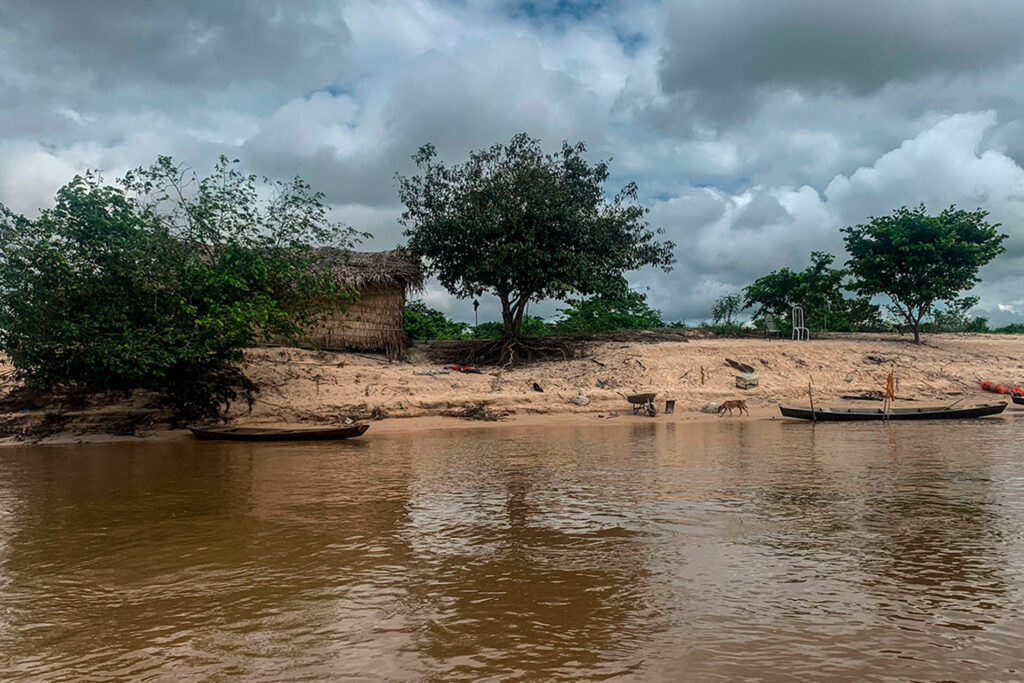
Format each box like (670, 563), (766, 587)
(779, 402), (1006, 422)
(188, 424), (369, 441)
(1013, 394), (1024, 407)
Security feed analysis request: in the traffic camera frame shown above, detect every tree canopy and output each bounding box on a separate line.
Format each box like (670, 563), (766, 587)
(0, 156), (358, 419)
(396, 133), (675, 345)
(742, 251), (881, 332)
(842, 205), (1007, 343)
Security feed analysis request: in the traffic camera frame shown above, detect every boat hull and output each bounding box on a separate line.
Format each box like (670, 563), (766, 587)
(779, 403), (1007, 422)
(188, 424), (370, 441)
(1013, 394), (1024, 407)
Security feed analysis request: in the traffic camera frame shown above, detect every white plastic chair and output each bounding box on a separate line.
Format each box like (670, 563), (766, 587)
(792, 305), (809, 341)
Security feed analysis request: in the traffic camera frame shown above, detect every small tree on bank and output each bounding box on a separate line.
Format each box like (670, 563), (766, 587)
(711, 293), (742, 327)
(396, 133), (675, 354)
(842, 205), (1007, 343)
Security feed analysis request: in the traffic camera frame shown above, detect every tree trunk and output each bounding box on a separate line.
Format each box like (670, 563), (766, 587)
(498, 292), (531, 342)
(499, 292), (517, 340)
(893, 300), (923, 344)
(910, 309), (925, 344)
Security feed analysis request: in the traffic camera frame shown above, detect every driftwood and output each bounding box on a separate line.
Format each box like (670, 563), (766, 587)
(725, 358), (756, 374)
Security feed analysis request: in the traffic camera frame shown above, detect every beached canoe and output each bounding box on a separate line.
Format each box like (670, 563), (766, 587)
(188, 424), (369, 441)
(779, 402), (1007, 422)
(1013, 394), (1024, 407)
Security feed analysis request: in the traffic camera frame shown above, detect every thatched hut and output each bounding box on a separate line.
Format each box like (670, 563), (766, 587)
(274, 249), (424, 357)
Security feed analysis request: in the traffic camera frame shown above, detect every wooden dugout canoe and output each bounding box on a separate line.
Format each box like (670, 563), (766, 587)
(188, 423), (370, 441)
(778, 403), (1007, 422)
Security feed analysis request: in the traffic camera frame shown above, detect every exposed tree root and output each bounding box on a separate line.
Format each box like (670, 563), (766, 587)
(425, 337), (580, 366)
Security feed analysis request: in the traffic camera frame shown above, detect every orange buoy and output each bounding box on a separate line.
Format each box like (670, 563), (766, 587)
(981, 380), (995, 391)
(994, 383), (1010, 394)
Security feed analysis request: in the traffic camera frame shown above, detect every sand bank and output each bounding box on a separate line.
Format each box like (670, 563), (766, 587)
(2, 333), (1023, 445)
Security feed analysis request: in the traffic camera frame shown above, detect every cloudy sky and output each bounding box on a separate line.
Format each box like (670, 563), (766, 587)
(2, 0), (1024, 324)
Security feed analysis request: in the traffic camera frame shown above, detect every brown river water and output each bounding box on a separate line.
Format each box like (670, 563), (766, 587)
(2, 417), (1023, 681)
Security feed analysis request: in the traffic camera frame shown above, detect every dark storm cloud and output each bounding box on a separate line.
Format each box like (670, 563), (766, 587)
(0, 0), (350, 91)
(731, 193), (790, 231)
(659, 0), (1024, 121)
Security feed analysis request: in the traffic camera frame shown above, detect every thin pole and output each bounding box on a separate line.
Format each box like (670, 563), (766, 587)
(884, 365), (894, 423)
(808, 379), (817, 423)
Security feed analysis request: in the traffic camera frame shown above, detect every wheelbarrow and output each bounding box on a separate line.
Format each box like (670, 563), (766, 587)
(623, 392), (657, 416)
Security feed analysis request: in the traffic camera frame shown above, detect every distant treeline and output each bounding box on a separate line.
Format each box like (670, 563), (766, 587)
(405, 292), (1024, 342)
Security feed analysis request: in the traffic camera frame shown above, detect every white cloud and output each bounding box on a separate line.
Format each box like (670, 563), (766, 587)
(643, 112), (1024, 321)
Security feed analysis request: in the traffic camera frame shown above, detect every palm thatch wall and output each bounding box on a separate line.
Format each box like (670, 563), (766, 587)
(271, 249), (424, 356)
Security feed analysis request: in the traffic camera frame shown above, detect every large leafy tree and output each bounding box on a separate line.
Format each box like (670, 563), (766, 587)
(842, 205), (1007, 343)
(742, 251), (881, 332)
(396, 133), (675, 347)
(0, 156), (358, 419)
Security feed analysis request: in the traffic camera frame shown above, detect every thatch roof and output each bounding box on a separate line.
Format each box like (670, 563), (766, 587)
(317, 248), (424, 293)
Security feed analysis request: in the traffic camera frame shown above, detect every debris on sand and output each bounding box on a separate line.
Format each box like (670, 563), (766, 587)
(840, 391), (885, 401)
(570, 391), (590, 407)
(446, 402), (508, 421)
(725, 358), (756, 373)
(735, 373), (759, 389)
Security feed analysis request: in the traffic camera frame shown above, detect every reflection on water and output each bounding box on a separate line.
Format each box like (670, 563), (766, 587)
(2, 419), (1024, 680)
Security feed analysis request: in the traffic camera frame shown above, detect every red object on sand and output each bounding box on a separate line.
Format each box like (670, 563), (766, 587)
(994, 384), (1010, 395)
(1012, 387), (1024, 396)
(981, 380), (995, 391)
(451, 364), (481, 374)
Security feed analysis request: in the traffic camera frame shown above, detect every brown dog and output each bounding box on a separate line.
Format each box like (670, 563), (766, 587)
(716, 399), (749, 417)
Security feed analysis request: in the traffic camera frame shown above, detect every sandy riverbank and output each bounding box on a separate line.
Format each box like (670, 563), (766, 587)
(2, 333), (1023, 445)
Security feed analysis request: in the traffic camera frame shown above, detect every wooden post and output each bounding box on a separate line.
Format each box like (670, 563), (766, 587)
(808, 379), (817, 423)
(700, 366), (705, 386)
(884, 365), (894, 422)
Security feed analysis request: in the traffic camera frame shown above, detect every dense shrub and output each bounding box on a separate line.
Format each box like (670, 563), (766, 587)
(549, 290), (663, 335)
(0, 157), (358, 420)
(404, 301), (471, 340)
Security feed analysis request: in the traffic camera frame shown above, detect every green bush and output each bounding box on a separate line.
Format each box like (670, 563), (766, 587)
(0, 157), (357, 420)
(404, 301), (471, 340)
(549, 290), (663, 335)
